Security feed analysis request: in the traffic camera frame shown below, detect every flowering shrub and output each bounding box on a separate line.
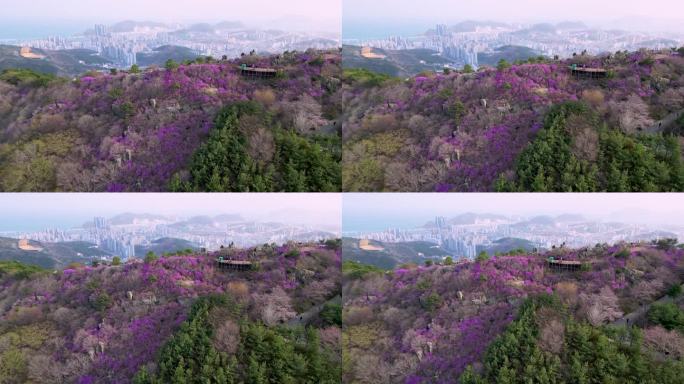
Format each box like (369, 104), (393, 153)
(342, 51), (684, 191)
(0, 241), (341, 383)
(342, 242), (684, 383)
(0, 50), (342, 192)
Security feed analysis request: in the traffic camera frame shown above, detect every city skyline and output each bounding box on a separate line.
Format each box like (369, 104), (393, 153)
(343, 0), (684, 44)
(1, 17), (340, 68)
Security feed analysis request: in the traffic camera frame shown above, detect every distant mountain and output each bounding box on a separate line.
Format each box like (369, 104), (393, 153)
(181, 216), (215, 226)
(424, 213), (510, 227)
(136, 45), (199, 67)
(107, 213), (170, 226)
(184, 23), (216, 34)
(446, 20), (510, 33)
(134, 237), (199, 257)
(213, 214), (244, 223)
(556, 214), (586, 222)
(0, 236), (110, 269)
(215, 21), (245, 30)
(109, 20), (169, 33)
(449, 213), (509, 225)
(513, 215), (557, 228)
(556, 21), (588, 31)
(525, 23), (557, 33)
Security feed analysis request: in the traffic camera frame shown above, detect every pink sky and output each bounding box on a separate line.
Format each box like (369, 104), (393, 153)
(2, 0), (341, 33)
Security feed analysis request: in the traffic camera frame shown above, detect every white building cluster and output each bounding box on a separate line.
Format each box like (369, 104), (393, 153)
(348, 214), (681, 261)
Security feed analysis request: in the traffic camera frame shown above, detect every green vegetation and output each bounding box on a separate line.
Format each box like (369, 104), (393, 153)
(112, 256), (122, 266)
(421, 292), (442, 312)
(285, 249), (301, 259)
(451, 101), (466, 126)
(144, 251), (158, 264)
(0, 261), (46, 279)
(343, 68), (395, 87)
(0, 132), (79, 192)
(135, 295), (236, 384)
(461, 295), (684, 384)
(462, 64), (474, 73)
(0, 323), (53, 383)
(676, 110), (684, 133)
(0, 348), (28, 383)
(615, 248), (631, 259)
(342, 261), (383, 280)
(320, 303), (342, 327)
(648, 302), (684, 332)
(91, 292), (112, 312)
(171, 102), (340, 192)
(655, 238), (679, 250)
(135, 295), (340, 384)
(667, 284), (682, 298)
(498, 102), (684, 192)
(0, 68), (56, 87)
(323, 238), (342, 249)
(495, 248), (528, 257)
(164, 59), (179, 71)
(496, 59), (511, 71)
(342, 130), (409, 191)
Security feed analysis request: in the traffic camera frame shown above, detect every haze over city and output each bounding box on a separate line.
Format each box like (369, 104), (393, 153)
(344, 0), (684, 36)
(343, 194), (684, 261)
(0, 193), (342, 232)
(343, 194), (684, 232)
(0, 0), (341, 36)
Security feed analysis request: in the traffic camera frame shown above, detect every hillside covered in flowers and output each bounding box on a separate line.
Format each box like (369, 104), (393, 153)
(0, 50), (342, 192)
(342, 49), (684, 191)
(342, 239), (684, 383)
(0, 240), (342, 383)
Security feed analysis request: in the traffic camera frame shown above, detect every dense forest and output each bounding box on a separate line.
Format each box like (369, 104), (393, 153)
(0, 50), (342, 192)
(341, 49), (684, 191)
(342, 239), (684, 383)
(0, 241), (341, 383)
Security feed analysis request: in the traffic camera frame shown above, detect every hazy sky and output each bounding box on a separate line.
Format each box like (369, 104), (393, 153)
(0, 0), (341, 33)
(343, 193), (684, 231)
(344, 0), (684, 23)
(343, 0), (684, 37)
(0, 193), (341, 232)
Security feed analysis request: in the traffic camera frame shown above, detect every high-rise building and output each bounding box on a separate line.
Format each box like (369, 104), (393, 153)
(94, 217), (108, 230)
(435, 24), (449, 37)
(94, 24), (109, 37)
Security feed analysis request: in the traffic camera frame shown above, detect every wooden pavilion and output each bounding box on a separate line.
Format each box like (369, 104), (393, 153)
(239, 64), (277, 78)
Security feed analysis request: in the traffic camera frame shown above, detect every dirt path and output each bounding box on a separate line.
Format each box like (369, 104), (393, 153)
(287, 295), (341, 327)
(643, 109), (684, 134)
(611, 283), (683, 327)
